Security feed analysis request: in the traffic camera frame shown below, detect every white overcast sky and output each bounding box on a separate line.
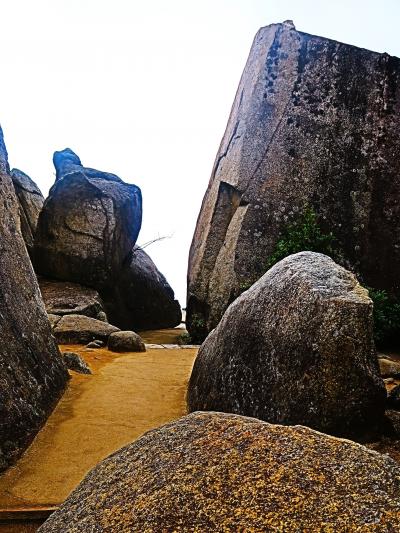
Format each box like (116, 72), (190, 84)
(0, 0), (399, 305)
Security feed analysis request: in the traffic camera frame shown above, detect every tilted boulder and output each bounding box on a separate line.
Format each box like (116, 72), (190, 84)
(187, 20), (400, 338)
(39, 412), (400, 532)
(34, 148), (142, 287)
(34, 148), (142, 325)
(0, 126), (68, 471)
(188, 252), (386, 439)
(11, 168), (44, 257)
(39, 278), (107, 321)
(107, 246), (181, 330)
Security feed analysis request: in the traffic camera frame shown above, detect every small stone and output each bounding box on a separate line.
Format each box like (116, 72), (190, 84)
(108, 331), (146, 353)
(62, 352), (92, 375)
(86, 340), (104, 348)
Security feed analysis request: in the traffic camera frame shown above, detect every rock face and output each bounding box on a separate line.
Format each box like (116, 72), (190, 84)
(39, 278), (107, 321)
(108, 246), (181, 329)
(34, 148), (142, 309)
(188, 252), (385, 439)
(0, 126), (68, 470)
(187, 21), (400, 337)
(39, 412), (400, 532)
(53, 314), (119, 344)
(11, 168), (44, 257)
(108, 331), (146, 353)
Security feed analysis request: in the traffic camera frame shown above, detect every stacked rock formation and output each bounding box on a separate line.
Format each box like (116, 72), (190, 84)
(0, 126), (68, 471)
(188, 252), (386, 439)
(187, 20), (400, 338)
(39, 412), (400, 532)
(11, 168), (44, 257)
(34, 149), (181, 330)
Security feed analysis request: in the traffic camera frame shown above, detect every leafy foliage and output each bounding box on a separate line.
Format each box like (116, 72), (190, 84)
(188, 313), (207, 344)
(265, 208), (337, 270)
(367, 287), (400, 347)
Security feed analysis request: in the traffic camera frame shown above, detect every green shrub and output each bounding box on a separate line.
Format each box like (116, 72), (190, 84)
(265, 208), (337, 270)
(188, 313), (207, 344)
(177, 332), (192, 346)
(366, 287), (400, 347)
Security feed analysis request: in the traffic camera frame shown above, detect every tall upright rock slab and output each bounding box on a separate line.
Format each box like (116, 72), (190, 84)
(11, 168), (44, 257)
(0, 127), (68, 471)
(187, 21), (400, 337)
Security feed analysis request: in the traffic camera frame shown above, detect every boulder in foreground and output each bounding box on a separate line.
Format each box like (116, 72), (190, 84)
(0, 127), (68, 471)
(188, 252), (386, 439)
(39, 412), (400, 532)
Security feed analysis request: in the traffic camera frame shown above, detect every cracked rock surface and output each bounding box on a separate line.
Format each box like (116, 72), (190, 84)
(187, 21), (400, 337)
(0, 126), (68, 471)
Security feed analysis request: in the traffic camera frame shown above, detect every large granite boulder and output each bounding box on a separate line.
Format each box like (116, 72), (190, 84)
(107, 246), (181, 329)
(39, 412), (400, 532)
(0, 126), (68, 471)
(187, 20), (400, 338)
(34, 148), (142, 294)
(39, 278), (107, 321)
(11, 168), (44, 257)
(53, 314), (119, 344)
(188, 252), (386, 439)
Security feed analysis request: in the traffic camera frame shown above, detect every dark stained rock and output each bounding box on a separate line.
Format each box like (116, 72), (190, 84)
(388, 385), (400, 410)
(188, 252), (386, 439)
(62, 352), (92, 374)
(187, 20), (400, 338)
(39, 278), (107, 321)
(53, 314), (119, 344)
(107, 246), (181, 330)
(53, 148), (122, 183)
(108, 331), (146, 353)
(39, 411), (400, 532)
(34, 148), (142, 296)
(11, 168), (44, 257)
(0, 126), (68, 471)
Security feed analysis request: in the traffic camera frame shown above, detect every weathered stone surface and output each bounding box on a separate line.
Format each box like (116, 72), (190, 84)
(62, 352), (92, 374)
(0, 126), (68, 471)
(379, 357), (400, 378)
(108, 331), (146, 353)
(11, 168), (44, 257)
(39, 411), (400, 532)
(188, 252), (385, 439)
(34, 148), (142, 296)
(53, 314), (119, 344)
(187, 20), (400, 337)
(47, 313), (61, 329)
(107, 246), (181, 329)
(39, 278), (107, 321)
